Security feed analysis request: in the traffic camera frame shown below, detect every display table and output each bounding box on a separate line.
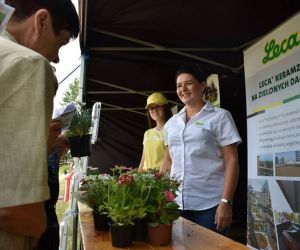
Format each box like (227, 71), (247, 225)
(78, 203), (250, 250)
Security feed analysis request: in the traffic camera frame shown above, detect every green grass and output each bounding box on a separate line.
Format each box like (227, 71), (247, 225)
(57, 164), (69, 222)
(57, 164), (73, 250)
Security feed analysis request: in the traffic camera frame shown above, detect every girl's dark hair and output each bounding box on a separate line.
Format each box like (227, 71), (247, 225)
(175, 64), (206, 82)
(5, 0), (79, 38)
(147, 104), (173, 129)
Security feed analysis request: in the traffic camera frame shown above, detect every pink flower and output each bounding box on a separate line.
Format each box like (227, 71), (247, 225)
(165, 191), (175, 202)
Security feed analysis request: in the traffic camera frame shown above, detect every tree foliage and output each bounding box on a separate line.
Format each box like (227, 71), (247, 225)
(60, 77), (79, 106)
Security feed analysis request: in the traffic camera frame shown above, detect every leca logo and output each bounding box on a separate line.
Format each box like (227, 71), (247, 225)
(262, 32), (300, 64)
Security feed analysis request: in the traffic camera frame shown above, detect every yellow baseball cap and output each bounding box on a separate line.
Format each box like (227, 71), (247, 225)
(145, 93), (168, 109)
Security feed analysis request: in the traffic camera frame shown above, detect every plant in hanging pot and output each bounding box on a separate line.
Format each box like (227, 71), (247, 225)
(65, 108), (92, 157)
(100, 169), (151, 247)
(144, 170), (181, 246)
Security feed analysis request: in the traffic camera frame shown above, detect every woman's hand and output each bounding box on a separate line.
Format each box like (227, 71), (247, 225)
(215, 143), (239, 231)
(215, 202), (232, 231)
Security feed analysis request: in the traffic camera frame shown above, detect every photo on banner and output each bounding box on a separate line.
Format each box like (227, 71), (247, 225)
(205, 74), (220, 107)
(244, 12), (300, 250)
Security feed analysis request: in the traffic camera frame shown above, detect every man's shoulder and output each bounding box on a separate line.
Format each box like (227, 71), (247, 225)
(0, 36), (48, 66)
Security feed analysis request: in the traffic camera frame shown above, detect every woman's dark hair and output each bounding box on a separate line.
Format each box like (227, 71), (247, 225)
(5, 0), (79, 38)
(147, 104), (173, 129)
(175, 64), (206, 82)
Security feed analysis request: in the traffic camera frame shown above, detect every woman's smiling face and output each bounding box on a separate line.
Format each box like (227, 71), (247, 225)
(176, 73), (206, 106)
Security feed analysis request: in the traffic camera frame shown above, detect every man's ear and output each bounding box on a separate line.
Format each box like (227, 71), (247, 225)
(34, 9), (51, 37)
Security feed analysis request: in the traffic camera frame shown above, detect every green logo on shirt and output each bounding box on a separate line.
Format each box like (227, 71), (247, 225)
(195, 121), (204, 127)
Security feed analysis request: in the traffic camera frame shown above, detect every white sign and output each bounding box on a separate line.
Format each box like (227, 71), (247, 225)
(91, 102), (101, 144)
(244, 12), (300, 250)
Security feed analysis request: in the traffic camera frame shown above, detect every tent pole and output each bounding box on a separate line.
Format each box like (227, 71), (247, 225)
(88, 77), (182, 106)
(88, 27), (239, 73)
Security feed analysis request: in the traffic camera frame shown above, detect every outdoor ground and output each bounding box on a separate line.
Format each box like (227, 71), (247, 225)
(56, 164), (69, 221)
(276, 166), (300, 177)
(56, 164), (74, 250)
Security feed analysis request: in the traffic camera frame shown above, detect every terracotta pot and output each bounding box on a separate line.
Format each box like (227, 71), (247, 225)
(92, 210), (110, 231)
(109, 224), (134, 248)
(147, 223), (172, 246)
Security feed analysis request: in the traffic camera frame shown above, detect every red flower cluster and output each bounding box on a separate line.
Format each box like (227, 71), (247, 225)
(118, 174), (135, 185)
(164, 191), (175, 202)
(153, 172), (162, 180)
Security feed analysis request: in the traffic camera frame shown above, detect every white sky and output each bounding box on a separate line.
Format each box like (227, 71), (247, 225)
(53, 0), (81, 110)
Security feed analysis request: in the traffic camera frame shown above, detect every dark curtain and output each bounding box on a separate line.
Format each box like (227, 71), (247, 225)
(88, 110), (148, 174)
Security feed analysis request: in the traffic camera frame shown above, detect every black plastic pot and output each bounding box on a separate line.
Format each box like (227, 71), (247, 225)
(133, 218), (147, 241)
(109, 224), (134, 248)
(92, 210), (110, 231)
(68, 134), (91, 157)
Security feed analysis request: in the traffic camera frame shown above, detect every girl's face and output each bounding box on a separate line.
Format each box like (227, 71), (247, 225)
(176, 73), (205, 106)
(148, 105), (165, 122)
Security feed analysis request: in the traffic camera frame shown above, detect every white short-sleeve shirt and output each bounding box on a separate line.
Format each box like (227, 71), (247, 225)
(164, 102), (241, 210)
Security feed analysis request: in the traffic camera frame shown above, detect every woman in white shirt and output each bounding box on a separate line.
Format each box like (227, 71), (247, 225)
(160, 65), (241, 234)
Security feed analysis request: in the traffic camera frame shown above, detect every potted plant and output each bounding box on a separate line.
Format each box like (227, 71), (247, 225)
(75, 174), (110, 230)
(129, 169), (154, 241)
(144, 170), (180, 246)
(100, 167), (151, 247)
(66, 108), (92, 157)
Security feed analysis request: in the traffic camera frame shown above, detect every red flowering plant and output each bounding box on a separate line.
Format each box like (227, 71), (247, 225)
(142, 169), (181, 227)
(100, 166), (152, 226)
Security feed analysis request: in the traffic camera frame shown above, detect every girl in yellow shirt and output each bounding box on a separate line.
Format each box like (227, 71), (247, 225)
(138, 93), (173, 171)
